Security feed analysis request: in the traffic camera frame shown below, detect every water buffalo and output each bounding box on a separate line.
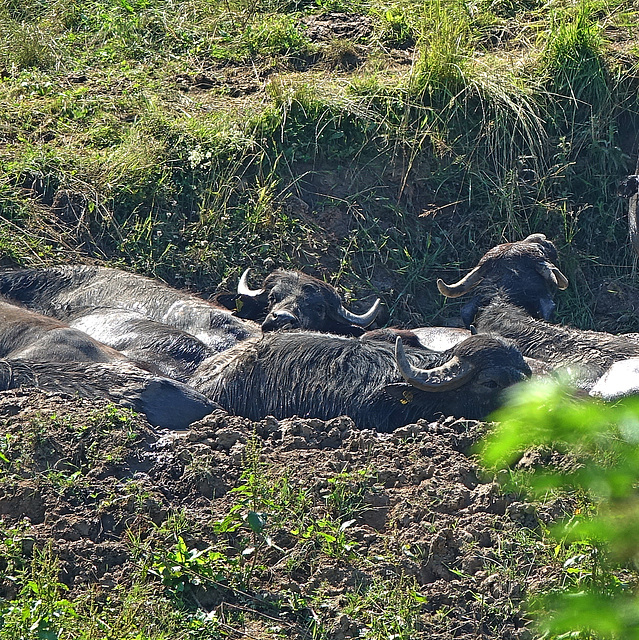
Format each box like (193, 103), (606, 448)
(0, 299), (128, 363)
(0, 265), (260, 351)
(0, 299), (217, 427)
(474, 299), (639, 389)
(217, 269), (381, 335)
(0, 265), (261, 379)
(409, 326), (474, 351)
(68, 309), (214, 381)
(437, 233), (569, 327)
(0, 359), (216, 430)
(192, 331), (531, 431)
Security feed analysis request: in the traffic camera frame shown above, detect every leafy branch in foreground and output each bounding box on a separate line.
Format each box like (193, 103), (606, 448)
(480, 378), (639, 639)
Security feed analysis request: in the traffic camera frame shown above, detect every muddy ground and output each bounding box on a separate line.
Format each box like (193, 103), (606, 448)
(0, 386), (571, 639)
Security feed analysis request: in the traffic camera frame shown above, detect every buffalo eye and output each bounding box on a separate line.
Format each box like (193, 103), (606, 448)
(481, 379), (499, 390)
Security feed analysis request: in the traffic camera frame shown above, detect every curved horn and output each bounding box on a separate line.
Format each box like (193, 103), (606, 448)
(631, 183), (639, 258)
(337, 298), (381, 327)
(237, 269), (265, 297)
(436, 265), (485, 298)
(535, 261), (569, 290)
(394, 337), (475, 392)
(628, 158), (639, 258)
(522, 233), (547, 244)
(551, 266), (569, 290)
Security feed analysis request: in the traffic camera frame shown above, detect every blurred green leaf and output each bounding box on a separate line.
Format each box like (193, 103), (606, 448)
(480, 378), (639, 638)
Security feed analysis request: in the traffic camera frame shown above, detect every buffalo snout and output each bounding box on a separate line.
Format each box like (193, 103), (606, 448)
(262, 309), (301, 331)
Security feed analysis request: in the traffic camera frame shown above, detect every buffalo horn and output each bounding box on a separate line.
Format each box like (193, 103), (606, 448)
(436, 265), (484, 298)
(237, 269), (265, 297)
(336, 298), (381, 327)
(628, 157), (639, 258)
(394, 337), (475, 392)
(536, 261), (569, 290)
(523, 233), (547, 244)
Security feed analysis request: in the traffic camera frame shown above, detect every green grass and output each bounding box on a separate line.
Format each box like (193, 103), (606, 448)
(0, 0), (636, 323)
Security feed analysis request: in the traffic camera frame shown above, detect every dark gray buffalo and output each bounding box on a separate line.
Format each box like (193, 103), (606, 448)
(68, 309), (215, 381)
(0, 299), (216, 428)
(192, 332), (531, 432)
(475, 299), (639, 391)
(217, 269), (381, 335)
(0, 359), (215, 430)
(0, 265), (261, 378)
(0, 299), (128, 363)
(0, 265), (259, 349)
(437, 233), (569, 328)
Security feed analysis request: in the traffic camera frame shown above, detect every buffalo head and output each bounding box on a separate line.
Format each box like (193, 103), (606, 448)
(436, 233), (568, 327)
(218, 269), (381, 335)
(392, 333), (531, 407)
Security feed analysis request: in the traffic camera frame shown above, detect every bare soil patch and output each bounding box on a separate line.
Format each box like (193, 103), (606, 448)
(0, 388), (567, 638)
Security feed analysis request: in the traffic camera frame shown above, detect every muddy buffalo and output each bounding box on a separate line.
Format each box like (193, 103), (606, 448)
(0, 265), (262, 379)
(0, 265), (260, 350)
(437, 233), (569, 327)
(192, 332), (531, 431)
(475, 298), (639, 390)
(0, 359), (216, 430)
(68, 309), (215, 381)
(0, 299), (217, 428)
(218, 269), (381, 335)
(0, 299), (129, 363)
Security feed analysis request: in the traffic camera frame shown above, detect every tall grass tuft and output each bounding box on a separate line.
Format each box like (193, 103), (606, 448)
(411, 0), (473, 98)
(407, 0), (548, 238)
(542, 0), (609, 128)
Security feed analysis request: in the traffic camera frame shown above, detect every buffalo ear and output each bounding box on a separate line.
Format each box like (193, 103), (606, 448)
(460, 297), (481, 329)
(214, 292), (239, 311)
(381, 382), (419, 404)
(214, 293), (267, 319)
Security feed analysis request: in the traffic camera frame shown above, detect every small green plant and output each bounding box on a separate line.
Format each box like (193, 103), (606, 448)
(290, 516), (356, 558)
(212, 435), (287, 586)
(86, 403), (137, 436)
(376, 5), (417, 48)
(0, 519), (33, 583)
(343, 575), (427, 639)
(323, 468), (376, 519)
(241, 14), (310, 58)
(44, 468), (83, 495)
(148, 534), (231, 596)
(0, 544), (78, 640)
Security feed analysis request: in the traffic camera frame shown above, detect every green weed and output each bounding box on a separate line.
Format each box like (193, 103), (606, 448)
(148, 534), (232, 596)
(290, 516), (357, 558)
(0, 543), (78, 640)
(343, 575), (427, 639)
(322, 468), (376, 519)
